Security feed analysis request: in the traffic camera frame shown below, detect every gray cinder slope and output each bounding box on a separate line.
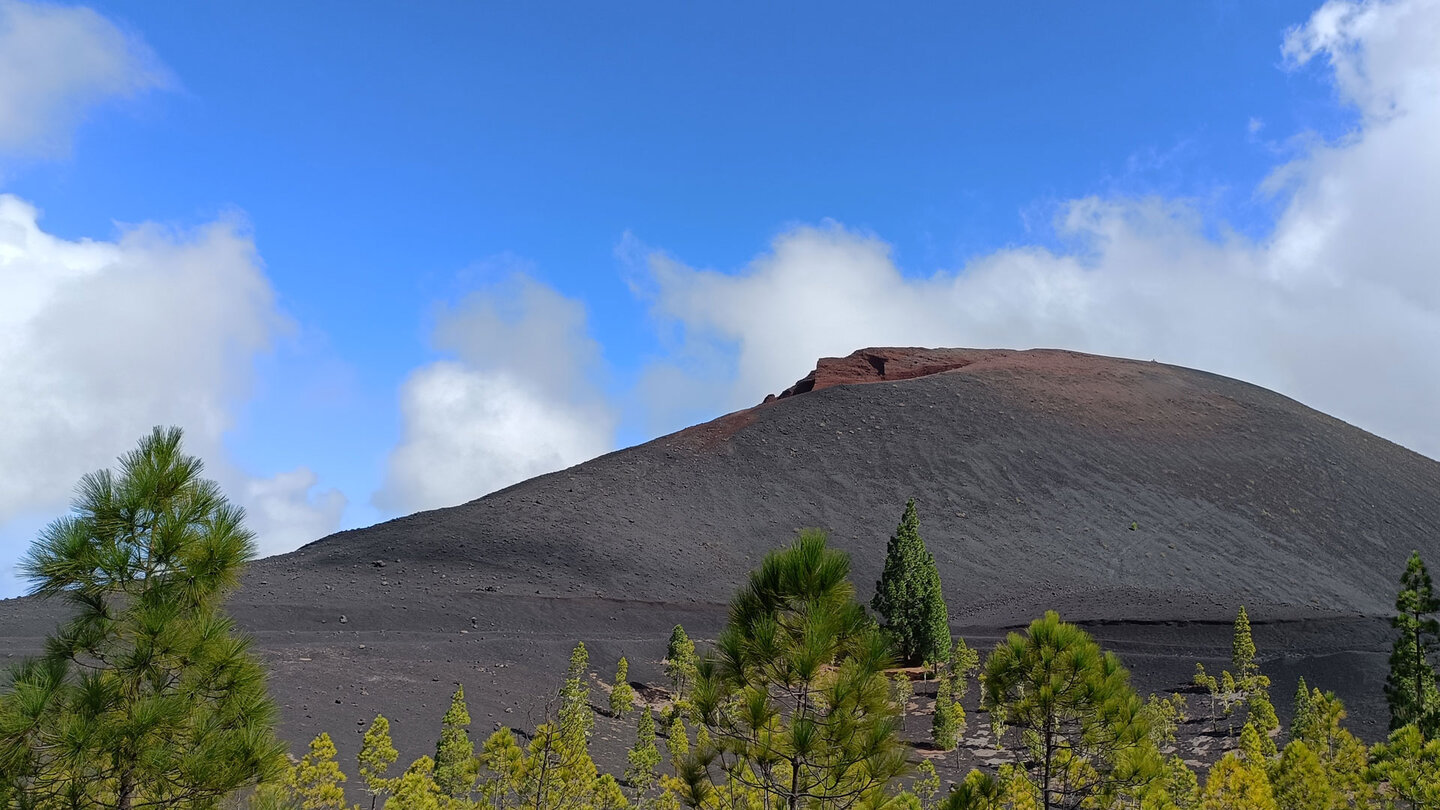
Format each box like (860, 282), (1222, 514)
(1, 348), (1434, 767)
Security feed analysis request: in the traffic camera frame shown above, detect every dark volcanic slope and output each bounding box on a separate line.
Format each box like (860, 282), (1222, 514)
(2, 348), (1437, 766)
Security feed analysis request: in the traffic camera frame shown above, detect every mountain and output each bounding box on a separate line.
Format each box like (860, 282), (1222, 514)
(1, 347), (1436, 767)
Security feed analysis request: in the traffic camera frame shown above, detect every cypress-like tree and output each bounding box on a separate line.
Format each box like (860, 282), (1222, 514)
(872, 499), (952, 666)
(611, 656), (635, 718)
(982, 610), (1162, 808)
(434, 685), (478, 798)
(1289, 679), (1312, 744)
(666, 625), (698, 702)
(1386, 551), (1440, 736)
(1232, 606), (1258, 679)
(358, 715), (399, 810)
(0, 427), (284, 807)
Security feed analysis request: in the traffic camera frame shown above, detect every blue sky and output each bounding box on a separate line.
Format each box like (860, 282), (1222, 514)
(2, 0), (1437, 595)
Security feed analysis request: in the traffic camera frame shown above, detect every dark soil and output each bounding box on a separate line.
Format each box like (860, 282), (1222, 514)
(1, 348), (1435, 784)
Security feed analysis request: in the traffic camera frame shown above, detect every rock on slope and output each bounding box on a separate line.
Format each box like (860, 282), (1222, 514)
(1, 347), (1436, 766)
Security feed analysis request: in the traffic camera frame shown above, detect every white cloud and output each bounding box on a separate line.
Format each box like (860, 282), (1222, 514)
(0, 0), (170, 156)
(375, 276), (616, 513)
(244, 468), (347, 557)
(637, 0), (1440, 461)
(0, 195), (345, 575)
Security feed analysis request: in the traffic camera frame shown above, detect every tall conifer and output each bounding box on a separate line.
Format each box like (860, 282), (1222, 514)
(561, 642), (594, 745)
(1386, 551), (1440, 736)
(1233, 606), (1257, 678)
(610, 657), (635, 718)
(872, 498), (952, 666)
(434, 686), (478, 798)
(0, 428), (284, 807)
(358, 715), (399, 810)
(665, 625), (698, 701)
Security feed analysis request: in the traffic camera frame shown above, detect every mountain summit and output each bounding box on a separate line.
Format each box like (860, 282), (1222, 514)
(3, 347), (1435, 759)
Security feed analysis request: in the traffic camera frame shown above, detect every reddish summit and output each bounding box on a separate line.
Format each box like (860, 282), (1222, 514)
(769, 347), (994, 399)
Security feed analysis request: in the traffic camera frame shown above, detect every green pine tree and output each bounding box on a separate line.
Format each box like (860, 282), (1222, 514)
(682, 530), (908, 809)
(626, 709), (662, 800)
(0, 427), (285, 807)
(289, 733), (349, 810)
(1271, 741), (1331, 810)
(357, 715), (399, 810)
(561, 641), (595, 746)
(434, 685), (478, 798)
(666, 715), (689, 767)
(1232, 606), (1258, 679)
(1201, 752), (1276, 810)
(665, 625), (698, 702)
(932, 672), (963, 751)
(1386, 550), (1440, 736)
(389, 755), (443, 810)
(982, 610), (1163, 808)
(611, 656), (635, 718)
(950, 637), (981, 698)
(893, 673), (914, 730)
(912, 760), (940, 810)
(872, 499), (953, 666)
(1289, 679), (1312, 744)
(1369, 723), (1440, 810)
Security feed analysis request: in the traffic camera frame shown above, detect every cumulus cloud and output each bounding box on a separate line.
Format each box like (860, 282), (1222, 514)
(637, 0), (1440, 461)
(375, 276), (616, 513)
(0, 0), (170, 156)
(0, 195), (345, 572)
(243, 468), (347, 557)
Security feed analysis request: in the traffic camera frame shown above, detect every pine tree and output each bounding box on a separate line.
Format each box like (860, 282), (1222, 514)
(913, 760), (940, 810)
(682, 530), (908, 809)
(477, 727), (526, 808)
(872, 499), (953, 666)
(666, 715), (689, 767)
(626, 709), (662, 799)
(932, 672), (962, 751)
(1386, 551), (1440, 736)
(950, 637), (981, 698)
(1145, 756), (1200, 810)
(611, 656), (635, 718)
(982, 610), (1162, 808)
(290, 733), (348, 810)
(0, 427), (285, 807)
(1289, 679), (1312, 744)
(434, 685), (478, 799)
(561, 641), (595, 746)
(1291, 689), (1375, 808)
(1369, 723), (1440, 810)
(1194, 663), (1221, 723)
(1232, 606), (1257, 679)
(389, 756), (443, 810)
(665, 625), (698, 702)
(893, 673), (914, 730)
(357, 715), (399, 810)
(1200, 753), (1276, 810)
(1271, 741), (1331, 810)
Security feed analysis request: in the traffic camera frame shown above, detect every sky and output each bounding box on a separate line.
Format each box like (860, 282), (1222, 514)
(1, 0), (1437, 596)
